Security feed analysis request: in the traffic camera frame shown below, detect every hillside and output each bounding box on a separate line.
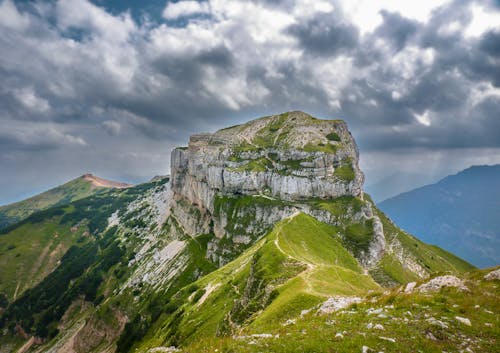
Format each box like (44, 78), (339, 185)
(379, 165), (500, 267)
(182, 267), (500, 353)
(0, 112), (479, 353)
(0, 174), (131, 230)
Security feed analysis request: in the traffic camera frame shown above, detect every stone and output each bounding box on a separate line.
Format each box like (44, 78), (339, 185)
(404, 282), (417, 293)
(366, 308), (383, 315)
(455, 316), (471, 326)
(318, 296), (363, 314)
(418, 275), (468, 293)
(484, 268), (500, 281)
(427, 317), (449, 329)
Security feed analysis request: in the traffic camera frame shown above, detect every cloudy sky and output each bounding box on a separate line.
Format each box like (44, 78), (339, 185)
(1, 0), (500, 204)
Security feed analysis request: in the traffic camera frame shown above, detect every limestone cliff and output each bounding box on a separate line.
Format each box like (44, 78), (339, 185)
(169, 111), (383, 267)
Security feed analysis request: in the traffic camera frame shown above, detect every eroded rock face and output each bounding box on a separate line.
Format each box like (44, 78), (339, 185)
(170, 111), (382, 266)
(171, 112), (364, 208)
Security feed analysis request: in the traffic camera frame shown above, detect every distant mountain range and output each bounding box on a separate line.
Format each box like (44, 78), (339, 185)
(379, 165), (500, 268)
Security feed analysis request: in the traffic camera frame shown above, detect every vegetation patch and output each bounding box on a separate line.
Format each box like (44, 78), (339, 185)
(326, 132), (341, 141)
(335, 163), (355, 182)
(304, 142), (337, 154)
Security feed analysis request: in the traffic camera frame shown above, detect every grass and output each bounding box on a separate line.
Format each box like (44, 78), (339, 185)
(0, 176), (103, 229)
(335, 163), (356, 181)
(227, 157), (274, 172)
(182, 267), (500, 352)
(275, 214), (360, 272)
(135, 213), (381, 350)
(304, 142), (337, 154)
(0, 218), (86, 300)
(308, 196), (365, 216)
(326, 132), (341, 141)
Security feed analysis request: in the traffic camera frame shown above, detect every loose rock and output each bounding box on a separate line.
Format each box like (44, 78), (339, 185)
(455, 316), (471, 326)
(318, 296), (362, 314)
(484, 268), (500, 281)
(418, 275), (468, 293)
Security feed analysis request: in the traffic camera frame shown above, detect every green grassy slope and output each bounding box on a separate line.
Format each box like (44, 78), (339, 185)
(0, 178), (158, 308)
(134, 213), (380, 351)
(0, 185), (477, 353)
(184, 267), (499, 353)
(0, 176), (104, 229)
(369, 206), (474, 286)
(0, 216), (87, 301)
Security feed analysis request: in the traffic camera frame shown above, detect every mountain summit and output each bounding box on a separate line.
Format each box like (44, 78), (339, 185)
(0, 174), (131, 229)
(0, 112), (484, 353)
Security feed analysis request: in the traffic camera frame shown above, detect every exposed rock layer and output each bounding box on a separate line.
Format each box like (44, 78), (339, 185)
(170, 111), (384, 267)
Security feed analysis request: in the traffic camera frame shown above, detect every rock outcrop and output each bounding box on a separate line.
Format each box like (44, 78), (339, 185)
(170, 111), (385, 266)
(171, 111), (363, 206)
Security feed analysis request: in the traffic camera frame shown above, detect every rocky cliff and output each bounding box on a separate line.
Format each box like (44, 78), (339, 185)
(170, 111), (383, 267)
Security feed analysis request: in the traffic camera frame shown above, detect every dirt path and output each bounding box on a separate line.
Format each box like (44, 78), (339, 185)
(273, 212), (358, 296)
(13, 281), (20, 300)
(83, 174), (131, 189)
(16, 337), (35, 353)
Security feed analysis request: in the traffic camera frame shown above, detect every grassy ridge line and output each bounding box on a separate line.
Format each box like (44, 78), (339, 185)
(134, 213), (380, 351)
(0, 176), (102, 230)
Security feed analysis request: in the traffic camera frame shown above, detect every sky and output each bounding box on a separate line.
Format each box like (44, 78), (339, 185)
(1, 0), (500, 204)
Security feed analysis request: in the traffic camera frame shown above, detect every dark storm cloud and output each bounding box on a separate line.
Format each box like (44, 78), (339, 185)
(288, 13), (359, 55)
(479, 29), (500, 56)
(375, 11), (419, 51)
(1, 0), (500, 204)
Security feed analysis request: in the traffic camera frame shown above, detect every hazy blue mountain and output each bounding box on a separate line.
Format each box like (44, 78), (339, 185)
(365, 171), (437, 202)
(379, 165), (500, 268)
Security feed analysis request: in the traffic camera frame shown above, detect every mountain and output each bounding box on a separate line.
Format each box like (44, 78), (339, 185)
(364, 171), (437, 202)
(0, 111), (484, 353)
(0, 174), (131, 230)
(379, 165), (500, 268)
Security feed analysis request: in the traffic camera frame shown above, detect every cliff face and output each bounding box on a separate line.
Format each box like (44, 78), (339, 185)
(170, 111), (382, 266)
(171, 111), (363, 205)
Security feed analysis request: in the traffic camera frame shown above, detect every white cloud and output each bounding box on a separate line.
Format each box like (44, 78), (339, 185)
(391, 91), (401, 100)
(414, 110), (431, 126)
(340, 0), (450, 34)
(14, 87), (50, 113)
(1, 122), (87, 148)
(465, 3), (500, 37)
(102, 120), (122, 136)
(1, 0), (499, 199)
(56, 0), (136, 43)
(0, 0), (29, 30)
(469, 82), (500, 106)
(293, 0), (334, 19)
(163, 1), (210, 20)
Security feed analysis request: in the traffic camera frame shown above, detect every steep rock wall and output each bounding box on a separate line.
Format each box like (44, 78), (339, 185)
(169, 111), (383, 266)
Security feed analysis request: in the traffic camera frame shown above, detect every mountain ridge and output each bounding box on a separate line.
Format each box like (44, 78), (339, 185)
(0, 174), (132, 230)
(379, 164), (500, 267)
